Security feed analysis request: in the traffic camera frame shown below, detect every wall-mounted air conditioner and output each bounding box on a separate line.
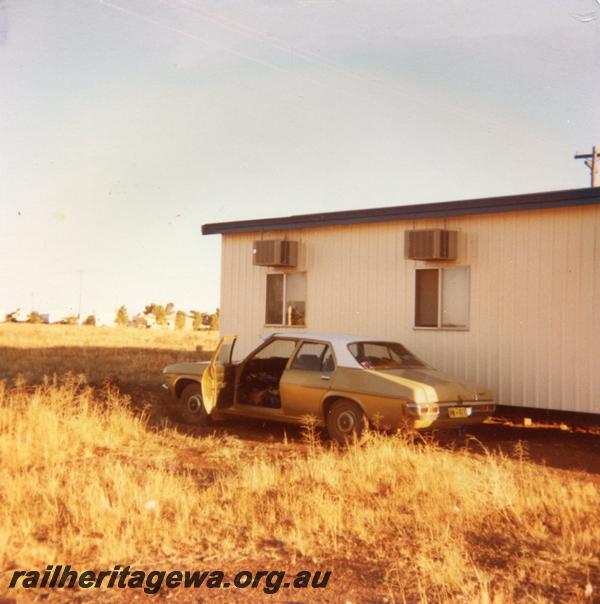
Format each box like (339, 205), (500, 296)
(405, 229), (458, 261)
(252, 240), (298, 267)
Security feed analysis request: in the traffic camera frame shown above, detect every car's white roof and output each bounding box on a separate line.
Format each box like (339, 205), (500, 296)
(267, 332), (393, 368)
(269, 332), (389, 345)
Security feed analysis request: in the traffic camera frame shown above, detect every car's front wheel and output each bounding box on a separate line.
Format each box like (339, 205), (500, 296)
(179, 383), (211, 426)
(326, 399), (367, 444)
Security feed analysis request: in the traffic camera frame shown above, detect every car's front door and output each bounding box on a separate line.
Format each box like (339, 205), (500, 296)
(279, 341), (335, 418)
(233, 337), (299, 410)
(201, 335), (237, 414)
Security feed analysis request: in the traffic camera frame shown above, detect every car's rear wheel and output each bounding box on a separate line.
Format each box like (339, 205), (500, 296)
(179, 383), (211, 426)
(326, 399), (367, 444)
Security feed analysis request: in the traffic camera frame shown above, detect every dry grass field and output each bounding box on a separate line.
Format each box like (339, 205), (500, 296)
(0, 323), (219, 386)
(1, 324), (599, 602)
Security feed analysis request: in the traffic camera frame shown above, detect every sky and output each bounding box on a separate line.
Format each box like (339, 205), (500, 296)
(1, 0), (599, 321)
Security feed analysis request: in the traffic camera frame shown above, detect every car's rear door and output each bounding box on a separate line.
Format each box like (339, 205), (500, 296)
(279, 341), (335, 418)
(201, 335), (237, 414)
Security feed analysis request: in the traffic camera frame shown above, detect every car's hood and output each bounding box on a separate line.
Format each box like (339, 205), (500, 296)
(163, 361), (209, 376)
(370, 367), (492, 403)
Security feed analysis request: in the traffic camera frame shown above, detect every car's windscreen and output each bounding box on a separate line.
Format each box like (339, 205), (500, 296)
(347, 341), (426, 369)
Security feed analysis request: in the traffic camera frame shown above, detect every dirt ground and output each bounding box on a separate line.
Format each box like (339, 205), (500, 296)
(109, 382), (600, 496)
(144, 388), (600, 483)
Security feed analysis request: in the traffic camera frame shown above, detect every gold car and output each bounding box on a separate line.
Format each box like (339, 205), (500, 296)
(162, 333), (495, 443)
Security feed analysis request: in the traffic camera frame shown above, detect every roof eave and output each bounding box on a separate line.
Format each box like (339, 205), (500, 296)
(201, 187), (600, 235)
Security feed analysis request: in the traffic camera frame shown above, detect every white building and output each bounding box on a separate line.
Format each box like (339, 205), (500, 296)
(203, 187), (600, 414)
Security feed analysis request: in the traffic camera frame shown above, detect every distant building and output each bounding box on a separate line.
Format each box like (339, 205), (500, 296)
(93, 313), (116, 327)
(131, 313), (152, 328)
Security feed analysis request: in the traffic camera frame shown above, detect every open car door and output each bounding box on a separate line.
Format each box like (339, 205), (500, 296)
(201, 335), (237, 415)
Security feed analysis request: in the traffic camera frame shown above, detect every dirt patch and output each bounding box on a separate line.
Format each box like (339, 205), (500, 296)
(467, 418), (600, 481)
(144, 388), (600, 480)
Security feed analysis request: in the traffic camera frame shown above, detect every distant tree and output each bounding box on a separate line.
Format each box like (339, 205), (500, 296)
(83, 314), (96, 326)
(154, 305), (167, 326)
(165, 302), (175, 315)
(190, 310), (202, 330)
(115, 305), (129, 327)
(144, 303), (168, 326)
(210, 308), (220, 331)
(175, 310), (186, 330)
(28, 311), (43, 324)
(201, 312), (211, 326)
(63, 315), (78, 325)
(5, 309), (19, 323)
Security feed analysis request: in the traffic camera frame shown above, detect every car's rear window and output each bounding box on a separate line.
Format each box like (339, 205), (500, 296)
(347, 341), (426, 370)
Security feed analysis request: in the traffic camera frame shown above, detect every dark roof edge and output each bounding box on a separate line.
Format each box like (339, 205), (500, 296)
(202, 187), (600, 235)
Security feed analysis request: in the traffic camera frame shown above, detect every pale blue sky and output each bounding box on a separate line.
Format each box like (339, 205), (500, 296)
(1, 0), (599, 320)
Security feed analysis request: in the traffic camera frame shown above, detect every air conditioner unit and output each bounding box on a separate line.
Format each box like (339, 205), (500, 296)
(404, 229), (458, 261)
(253, 240), (298, 267)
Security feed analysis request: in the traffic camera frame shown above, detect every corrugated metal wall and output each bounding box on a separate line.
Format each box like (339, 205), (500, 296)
(219, 206), (600, 413)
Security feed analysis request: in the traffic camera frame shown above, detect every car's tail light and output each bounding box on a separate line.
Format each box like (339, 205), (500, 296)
(405, 402), (440, 416)
(478, 404), (495, 412)
(418, 404), (439, 416)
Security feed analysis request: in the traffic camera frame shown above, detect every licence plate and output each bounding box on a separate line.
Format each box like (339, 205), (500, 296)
(448, 407), (471, 419)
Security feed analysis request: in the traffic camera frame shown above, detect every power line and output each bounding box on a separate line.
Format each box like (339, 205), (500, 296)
(96, 0), (291, 75)
(173, 0), (508, 131)
(94, 0), (508, 135)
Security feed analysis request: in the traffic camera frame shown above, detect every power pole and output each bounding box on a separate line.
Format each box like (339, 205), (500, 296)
(78, 270), (83, 318)
(574, 145), (600, 187)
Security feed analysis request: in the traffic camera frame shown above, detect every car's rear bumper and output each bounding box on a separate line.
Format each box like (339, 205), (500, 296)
(411, 402), (495, 430)
(414, 415), (492, 430)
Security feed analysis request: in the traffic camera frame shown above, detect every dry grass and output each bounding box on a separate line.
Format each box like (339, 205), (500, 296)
(1, 324), (599, 601)
(1, 377), (599, 602)
(0, 323), (218, 385)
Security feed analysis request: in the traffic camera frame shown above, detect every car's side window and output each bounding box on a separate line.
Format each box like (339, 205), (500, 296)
(321, 349), (335, 372)
(291, 342), (335, 372)
(216, 340), (235, 364)
(253, 338), (297, 360)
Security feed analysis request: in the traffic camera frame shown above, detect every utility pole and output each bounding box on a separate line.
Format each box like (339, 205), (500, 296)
(78, 270), (83, 318)
(574, 145), (600, 187)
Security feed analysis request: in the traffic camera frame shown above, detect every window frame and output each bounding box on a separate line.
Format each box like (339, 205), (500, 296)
(264, 271), (307, 328)
(413, 266), (470, 331)
(247, 336), (300, 362)
(289, 340), (337, 373)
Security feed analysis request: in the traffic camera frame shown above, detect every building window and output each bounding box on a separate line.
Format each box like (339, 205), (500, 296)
(265, 272), (306, 326)
(414, 267), (469, 329)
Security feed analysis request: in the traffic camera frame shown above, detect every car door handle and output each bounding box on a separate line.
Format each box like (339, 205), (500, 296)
(320, 375), (331, 381)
